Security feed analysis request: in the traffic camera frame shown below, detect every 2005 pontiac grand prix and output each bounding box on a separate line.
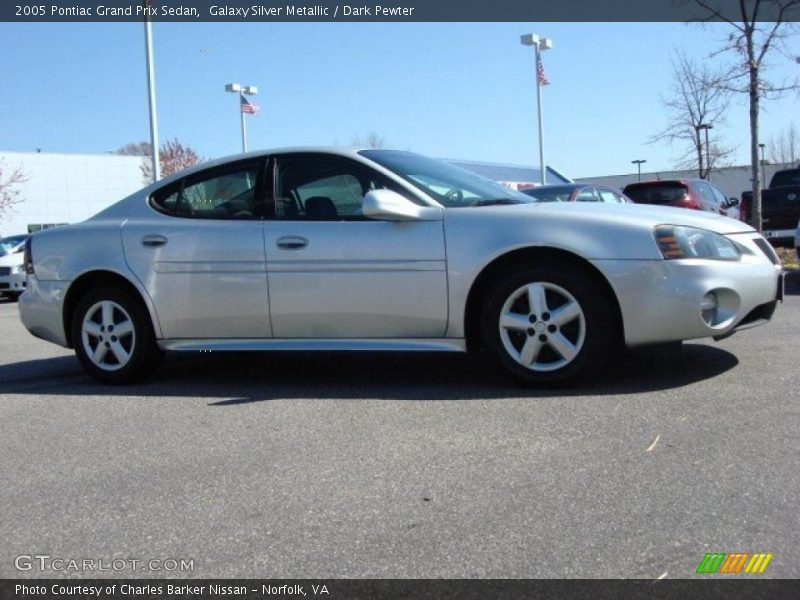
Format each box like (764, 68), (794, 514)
(18, 148), (783, 384)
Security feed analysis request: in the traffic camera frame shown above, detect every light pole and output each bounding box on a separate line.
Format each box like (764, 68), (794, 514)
(699, 124), (713, 180)
(144, 17), (160, 181)
(225, 83), (258, 152)
(631, 159), (646, 182)
(521, 33), (553, 186)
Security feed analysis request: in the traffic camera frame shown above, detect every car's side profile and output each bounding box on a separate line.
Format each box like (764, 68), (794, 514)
(20, 148), (783, 384)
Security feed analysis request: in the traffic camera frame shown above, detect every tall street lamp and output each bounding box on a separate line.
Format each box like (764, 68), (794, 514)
(225, 83), (258, 152)
(699, 124), (713, 180)
(631, 159), (647, 182)
(143, 16), (160, 181)
(521, 33), (553, 186)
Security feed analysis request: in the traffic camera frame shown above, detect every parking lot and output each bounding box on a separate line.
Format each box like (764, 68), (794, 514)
(1, 277), (798, 579)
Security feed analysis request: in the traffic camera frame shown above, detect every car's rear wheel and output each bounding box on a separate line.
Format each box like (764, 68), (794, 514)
(480, 262), (616, 384)
(72, 287), (163, 384)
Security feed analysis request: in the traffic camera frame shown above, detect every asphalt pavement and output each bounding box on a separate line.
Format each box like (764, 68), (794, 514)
(0, 280), (798, 579)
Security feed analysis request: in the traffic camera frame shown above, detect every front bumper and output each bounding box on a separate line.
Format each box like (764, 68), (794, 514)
(0, 272), (27, 295)
(592, 234), (782, 347)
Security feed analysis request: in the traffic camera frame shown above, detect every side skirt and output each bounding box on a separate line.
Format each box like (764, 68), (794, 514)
(158, 338), (467, 353)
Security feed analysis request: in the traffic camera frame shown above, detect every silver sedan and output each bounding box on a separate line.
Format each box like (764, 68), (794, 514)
(19, 148), (783, 384)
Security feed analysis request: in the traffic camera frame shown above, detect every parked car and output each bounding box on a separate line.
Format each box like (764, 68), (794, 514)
(623, 179), (739, 219)
(0, 234), (28, 300)
(520, 184), (631, 204)
(19, 148), (782, 385)
(796, 219), (799, 261)
(740, 165), (800, 247)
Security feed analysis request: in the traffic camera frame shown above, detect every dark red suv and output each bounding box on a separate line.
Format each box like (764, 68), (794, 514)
(623, 179), (738, 217)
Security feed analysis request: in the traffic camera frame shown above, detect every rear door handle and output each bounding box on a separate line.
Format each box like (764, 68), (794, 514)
(276, 235), (308, 250)
(141, 234), (168, 248)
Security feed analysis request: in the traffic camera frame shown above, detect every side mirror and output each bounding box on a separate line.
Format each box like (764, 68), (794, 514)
(362, 189), (442, 221)
(727, 197), (740, 208)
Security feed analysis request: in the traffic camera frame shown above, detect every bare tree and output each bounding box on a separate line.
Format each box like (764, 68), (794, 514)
(767, 122), (800, 163)
(114, 141), (152, 157)
(0, 162), (27, 220)
(651, 51), (734, 178)
(352, 131), (386, 148)
(689, 0), (800, 231)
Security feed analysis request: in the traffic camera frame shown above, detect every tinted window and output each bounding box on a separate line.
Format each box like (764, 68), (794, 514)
(0, 235), (27, 256)
(522, 186), (574, 202)
(275, 155), (409, 220)
(770, 169), (800, 188)
(624, 183), (688, 205)
(152, 161), (262, 219)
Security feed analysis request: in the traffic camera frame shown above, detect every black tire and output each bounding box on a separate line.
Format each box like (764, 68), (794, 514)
(71, 286), (163, 384)
(479, 261), (617, 384)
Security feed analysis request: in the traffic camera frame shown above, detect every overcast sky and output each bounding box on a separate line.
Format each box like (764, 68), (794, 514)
(1, 21), (798, 178)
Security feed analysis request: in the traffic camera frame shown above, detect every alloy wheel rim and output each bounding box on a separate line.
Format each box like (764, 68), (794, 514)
(498, 282), (586, 372)
(81, 300), (136, 371)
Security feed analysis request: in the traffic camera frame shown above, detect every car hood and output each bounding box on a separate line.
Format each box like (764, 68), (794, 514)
(0, 252), (24, 267)
(480, 201), (754, 235)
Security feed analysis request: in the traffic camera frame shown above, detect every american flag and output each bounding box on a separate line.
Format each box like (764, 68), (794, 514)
(537, 58), (550, 86)
(240, 94), (259, 114)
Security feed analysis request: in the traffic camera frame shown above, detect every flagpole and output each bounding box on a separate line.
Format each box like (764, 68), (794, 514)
(240, 98), (247, 152)
(144, 15), (160, 181)
(535, 45), (545, 186)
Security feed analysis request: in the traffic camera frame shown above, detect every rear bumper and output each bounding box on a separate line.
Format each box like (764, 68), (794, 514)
(592, 239), (782, 347)
(18, 277), (70, 347)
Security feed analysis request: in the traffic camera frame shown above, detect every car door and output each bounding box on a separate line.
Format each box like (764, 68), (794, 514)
(121, 158), (271, 339)
(264, 153), (448, 338)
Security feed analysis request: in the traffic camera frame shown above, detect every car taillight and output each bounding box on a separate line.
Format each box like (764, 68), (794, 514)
(740, 200), (749, 223)
(678, 193), (700, 210)
(23, 237), (34, 275)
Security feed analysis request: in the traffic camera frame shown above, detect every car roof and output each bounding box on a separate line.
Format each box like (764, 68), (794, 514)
(150, 146), (373, 188)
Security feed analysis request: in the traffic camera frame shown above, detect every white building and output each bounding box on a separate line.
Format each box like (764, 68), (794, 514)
(0, 151), (146, 237)
(576, 162), (796, 201)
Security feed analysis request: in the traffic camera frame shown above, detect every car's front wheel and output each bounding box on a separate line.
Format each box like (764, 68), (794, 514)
(480, 262), (616, 384)
(72, 287), (163, 384)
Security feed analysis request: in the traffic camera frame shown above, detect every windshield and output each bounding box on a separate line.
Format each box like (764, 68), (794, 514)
(0, 235), (26, 256)
(360, 150), (534, 207)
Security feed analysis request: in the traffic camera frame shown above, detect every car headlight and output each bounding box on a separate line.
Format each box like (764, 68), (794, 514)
(654, 225), (741, 261)
(12, 265), (26, 274)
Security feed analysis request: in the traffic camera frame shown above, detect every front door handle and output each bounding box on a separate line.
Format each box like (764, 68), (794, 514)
(276, 235), (308, 250)
(141, 234), (168, 248)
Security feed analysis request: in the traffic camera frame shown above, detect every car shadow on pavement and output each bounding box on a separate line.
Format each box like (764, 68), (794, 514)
(0, 342), (739, 403)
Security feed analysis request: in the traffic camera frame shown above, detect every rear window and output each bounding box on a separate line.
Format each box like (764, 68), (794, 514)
(623, 183), (688, 205)
(769, 169), (800, 188)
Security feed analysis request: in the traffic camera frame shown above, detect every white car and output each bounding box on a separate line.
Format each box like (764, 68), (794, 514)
(0, 234), (28, 300)
(18, 148), (783, 384)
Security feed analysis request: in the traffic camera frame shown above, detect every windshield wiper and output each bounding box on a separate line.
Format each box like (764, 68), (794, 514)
(471, 198), (522, 206)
